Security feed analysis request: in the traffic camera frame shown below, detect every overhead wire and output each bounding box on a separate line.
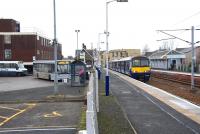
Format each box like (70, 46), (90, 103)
(173, 10), (200, 26)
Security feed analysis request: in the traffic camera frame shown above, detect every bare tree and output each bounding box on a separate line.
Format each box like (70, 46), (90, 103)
(142, 44), (150, 55)
(159, 40), (174, 50)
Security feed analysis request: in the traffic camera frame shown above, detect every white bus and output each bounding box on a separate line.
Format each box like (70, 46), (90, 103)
(0, 61), (28, 76)
(33, 60), (71, 81)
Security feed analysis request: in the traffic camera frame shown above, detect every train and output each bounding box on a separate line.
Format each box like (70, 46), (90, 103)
(109, 56), (151, 81)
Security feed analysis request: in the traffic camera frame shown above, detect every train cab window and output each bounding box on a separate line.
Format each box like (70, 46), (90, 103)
(132, 60), (140, 67)
(141, 60), (149, 67)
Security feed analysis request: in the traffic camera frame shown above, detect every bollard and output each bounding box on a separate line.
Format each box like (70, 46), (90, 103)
(105, 76), (109, 96)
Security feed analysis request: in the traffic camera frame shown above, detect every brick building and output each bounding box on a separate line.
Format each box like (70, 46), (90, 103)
(0, 19), (20, 32)
(0, 32), (62, 61)
(0, 19), (62, 72)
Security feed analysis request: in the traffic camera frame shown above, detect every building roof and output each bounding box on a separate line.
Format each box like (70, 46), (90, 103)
(0, 32), (52, 40)
(175, 48), (186, 52)
(149, 50), (185, 60)
(144, 50), (159, 57)
(109, 48), (140, 53)
(176, 46), (200, 53)
(119, 56), (132, 61)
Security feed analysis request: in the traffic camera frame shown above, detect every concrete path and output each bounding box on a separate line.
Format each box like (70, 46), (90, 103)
(0, 76), (53, 92)
(109, 71), (200, 134)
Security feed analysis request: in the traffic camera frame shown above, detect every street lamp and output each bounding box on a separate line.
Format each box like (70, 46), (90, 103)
(53, 0), (58, 94)
(105, 0), (128, 96)
(98, 33), (105, 68)
(75, 30), (80, 57)
(75, 30), (80, 50)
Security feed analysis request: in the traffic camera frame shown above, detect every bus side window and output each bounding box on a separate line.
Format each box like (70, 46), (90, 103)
(4, 63), (10, 68)
(0, 63), (3, 68)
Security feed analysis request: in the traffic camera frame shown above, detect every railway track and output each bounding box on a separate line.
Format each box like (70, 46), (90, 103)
(147, 75), (200, 106)
(151, 71), (200, 88)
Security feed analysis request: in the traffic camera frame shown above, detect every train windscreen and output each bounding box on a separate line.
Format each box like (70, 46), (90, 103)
(132, 59), (149, 67)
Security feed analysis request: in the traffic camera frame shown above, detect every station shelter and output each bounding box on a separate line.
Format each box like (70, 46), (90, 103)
(70, 60), (86, 87)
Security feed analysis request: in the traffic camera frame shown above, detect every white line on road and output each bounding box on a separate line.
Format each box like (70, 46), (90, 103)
(0, 106), (21, 111)
(0, 127), (76, 133)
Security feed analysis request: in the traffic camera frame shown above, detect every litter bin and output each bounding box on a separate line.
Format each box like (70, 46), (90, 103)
(71, 60), (86, 87)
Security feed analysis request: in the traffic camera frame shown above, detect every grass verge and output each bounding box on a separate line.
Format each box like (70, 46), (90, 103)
(78, 105), (86, 131)
(97, 76), (135, 134)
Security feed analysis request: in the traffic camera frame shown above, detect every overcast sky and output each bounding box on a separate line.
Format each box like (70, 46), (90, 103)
(1, 0), (200, 57)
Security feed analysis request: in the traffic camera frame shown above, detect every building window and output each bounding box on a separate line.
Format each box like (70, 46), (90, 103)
(4, 49), (12, 60)
(40, 38), (43, 46)
(44, 39), (47, 46)
(4, 35), (11, 44)
(37, 50), (40, 55)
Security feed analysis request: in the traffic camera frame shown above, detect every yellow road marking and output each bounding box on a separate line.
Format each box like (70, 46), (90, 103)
(0, 103), (36, 127)
(44, 111), (62, 118)
(0, 106), (21, 111)
(0, 116), (8, 119)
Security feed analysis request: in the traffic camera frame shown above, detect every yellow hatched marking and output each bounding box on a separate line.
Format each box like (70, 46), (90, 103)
(0, 106), (21, 111)
(0, 103), (36, 127)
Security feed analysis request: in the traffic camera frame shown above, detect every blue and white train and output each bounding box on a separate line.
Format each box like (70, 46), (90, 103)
(109, 56), (151, 81)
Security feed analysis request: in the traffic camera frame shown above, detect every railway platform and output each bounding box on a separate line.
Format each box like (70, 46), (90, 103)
(152, 69), (200, 77)
(108, 70), (200, 134)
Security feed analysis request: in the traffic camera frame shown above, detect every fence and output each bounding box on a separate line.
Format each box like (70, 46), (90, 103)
(177, 64), (200, 73)
(79, 70), (99, 134)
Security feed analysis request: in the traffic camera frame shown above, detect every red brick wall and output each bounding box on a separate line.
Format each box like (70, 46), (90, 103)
(11, 35), (36, 62)
(0, 19), (19, 32)
(0, 36), (3, 60)
(0, 34), (62, 62)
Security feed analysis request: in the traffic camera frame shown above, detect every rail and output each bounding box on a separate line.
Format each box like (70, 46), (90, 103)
(151, 70), (200, 88)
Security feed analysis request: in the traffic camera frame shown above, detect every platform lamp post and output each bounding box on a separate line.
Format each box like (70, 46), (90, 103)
(98, 33), (105, 68)
(53, 0), (58, 94)
(105, 0), (128, 96)
(75, 30), (80, 57)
